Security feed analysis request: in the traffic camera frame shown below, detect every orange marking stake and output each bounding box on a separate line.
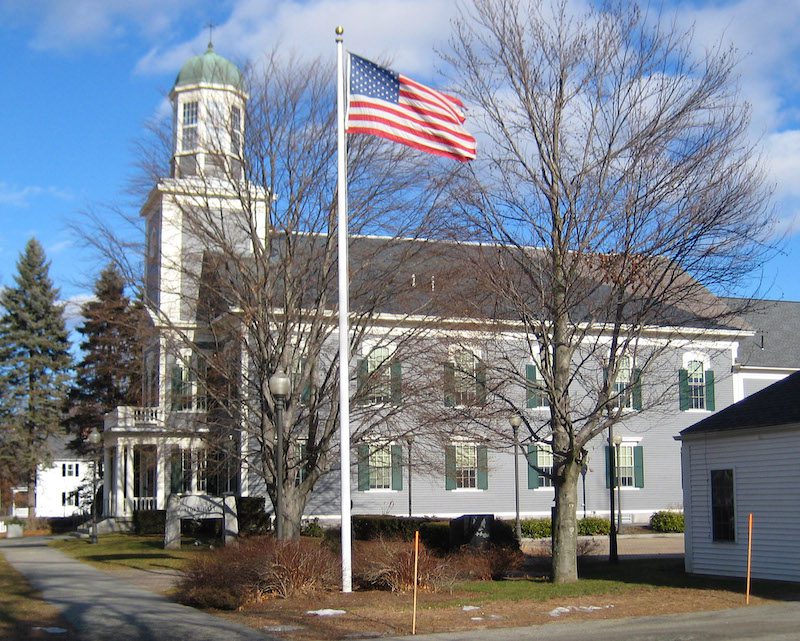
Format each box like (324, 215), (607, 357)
(746, 513), (753, 604)
(412, 530), (420, 634)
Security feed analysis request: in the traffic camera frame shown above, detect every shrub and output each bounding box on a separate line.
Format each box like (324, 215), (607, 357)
(177, 536), (338, 609)
(351, 515), (432, 541)
(419, 521), (451, 553)
(490, 519), (519, 549)
(521, 518), (551, 538)
(578, 517), (611, 536)
(236, 496), (271, 535)
(48, 515), (90, 534)
(650, 510), (684, 533)
(353, 539), (446, 592)
(300, 517), (325, 538)
(133, 510), (166, 535)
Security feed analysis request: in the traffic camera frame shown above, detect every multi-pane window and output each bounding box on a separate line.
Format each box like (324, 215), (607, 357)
(368, 444), (392, 490)
(171, 353), (208, 412)
(614, 356), (633, 409)
(62, 491), (78, 507)
(182, 101), (198, 151)
(445, 350), (485, 407)
(230, 106), (242, 154)
(196, 450), (207, 493)
(368, 347), (392, 403)
(616, 445), (635, 487)
(62, 463), (79, 477)
(687, 360), (705, 410)
(170, 448), (191, 494)
(536, 445), (554, 487)
(711, 469), (735, 542)
(454, 443), (478, 489)
(294, 439), (308, 487)
(526, 363), (549, 408)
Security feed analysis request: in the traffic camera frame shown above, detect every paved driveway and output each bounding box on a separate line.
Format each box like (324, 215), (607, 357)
(0, 536), (273, 641)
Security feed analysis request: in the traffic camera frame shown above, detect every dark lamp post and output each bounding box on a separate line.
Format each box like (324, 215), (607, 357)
(608, 426), (619, 563)
(87, 429), (102, 545)
(509, 414), (523, 542)
(613, 433), (623, 536)
(269, 370), (291, 540)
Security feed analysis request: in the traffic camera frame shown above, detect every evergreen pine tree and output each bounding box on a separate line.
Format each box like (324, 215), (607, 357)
(0, 238), (72, 516)
(65, 264), (144, 444)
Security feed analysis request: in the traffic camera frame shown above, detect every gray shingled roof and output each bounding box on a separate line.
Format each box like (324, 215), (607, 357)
(200, 234), (750, 332)
(680, 369), (800, 437)
(722, 297), (800, 368)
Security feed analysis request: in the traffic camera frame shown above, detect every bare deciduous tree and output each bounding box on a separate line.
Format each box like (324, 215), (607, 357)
(445, 0), (775, 582)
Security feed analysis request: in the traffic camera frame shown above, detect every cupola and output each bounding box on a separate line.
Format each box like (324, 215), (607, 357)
(169, 43), (247, 180)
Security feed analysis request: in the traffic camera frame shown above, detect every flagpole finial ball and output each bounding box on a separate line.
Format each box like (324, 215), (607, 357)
(335, 26), (344, 35)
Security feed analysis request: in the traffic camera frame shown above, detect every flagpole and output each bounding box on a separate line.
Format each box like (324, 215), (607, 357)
(335, 24), (353, 594)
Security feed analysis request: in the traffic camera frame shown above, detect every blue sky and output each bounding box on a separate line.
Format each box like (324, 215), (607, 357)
(1, 0), (799, 320)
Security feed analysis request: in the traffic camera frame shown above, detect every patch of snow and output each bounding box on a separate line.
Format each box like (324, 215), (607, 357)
(461, 605), (481, 611)
(307, 608), (347, 617)
(549, 605), (614, 617)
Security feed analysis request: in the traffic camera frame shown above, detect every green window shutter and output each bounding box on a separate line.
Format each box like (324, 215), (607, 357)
(604, 445), (612, 489)
(632, 369), (642, 410)
(391, 361), (402, 405)
(678, 369), (690, 411)
(445, 445), (456, 490)
(357, 444), (370, 491)
(170, 365), (183, 410)
(477, 445), (489, 490)
(476, 360), (487, 405)
(443, 362), (455, 407)
(391, 444), (403, 490)
(634, 446), (645, 488)
(526, 364), (539, 408)
(356, 358), (368, 405)
(170, 452), (182, 494)
(705, 370), (715, 411)
(300, 359), (310, 404)
(527, 444), (540, 489)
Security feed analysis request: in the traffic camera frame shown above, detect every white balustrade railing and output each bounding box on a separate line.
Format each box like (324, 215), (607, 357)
(132, 497), (156, 511)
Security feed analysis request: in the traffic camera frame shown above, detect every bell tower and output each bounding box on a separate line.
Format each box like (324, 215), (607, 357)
(169, 42), (247, 180)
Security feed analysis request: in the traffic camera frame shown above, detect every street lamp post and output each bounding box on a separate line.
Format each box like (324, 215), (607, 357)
(406, 434), (414, 517)
(608, 426), (619, 563)
(613, 433), (623, 535)
(87, 428), (102, 545)
(509, 414), (523, 542)
(269, 370), (291, 540)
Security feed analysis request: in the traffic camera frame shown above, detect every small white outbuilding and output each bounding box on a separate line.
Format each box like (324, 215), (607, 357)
(679, 370), (800, 583)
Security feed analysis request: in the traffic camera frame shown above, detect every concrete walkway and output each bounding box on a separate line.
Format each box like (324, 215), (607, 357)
(0, 536), (273, 641)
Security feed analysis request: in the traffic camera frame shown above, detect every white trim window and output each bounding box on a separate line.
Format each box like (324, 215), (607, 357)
(444, 348), (486, 407)
(182, 101), (198, 151)
(536, 444), (554, 487)
(368, 444), (392, 490)
(680, 353), (715, 411)
(62, 463), (79, 477)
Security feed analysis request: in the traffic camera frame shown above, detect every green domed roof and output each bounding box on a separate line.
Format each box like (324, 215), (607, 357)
(174, 44), (243, 90)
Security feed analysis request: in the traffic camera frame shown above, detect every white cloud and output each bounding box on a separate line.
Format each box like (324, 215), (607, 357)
(0, 182), (73, 208)
(0, 0), (200, 52)
(134, 0), (459, 80)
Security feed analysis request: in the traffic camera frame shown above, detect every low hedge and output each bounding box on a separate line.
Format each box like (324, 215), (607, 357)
(133, 510), (166, 535)
(351, 515), (432, 542)
(521, 516), (611, 538)
(236, 496), (271, 535)
(650, 510), (684, 533)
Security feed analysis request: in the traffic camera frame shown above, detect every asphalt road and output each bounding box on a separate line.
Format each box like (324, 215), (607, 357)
(381, 602), (800, 641)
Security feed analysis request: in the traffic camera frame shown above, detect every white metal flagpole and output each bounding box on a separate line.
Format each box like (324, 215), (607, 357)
(335, 24), (353, 594)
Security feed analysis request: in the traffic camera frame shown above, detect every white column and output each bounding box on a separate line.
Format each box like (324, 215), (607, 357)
(102, 446), (111, 517)
(125, 443), (135, 515)
(155, 443), (166, 509)
(113, 444), (124, 518)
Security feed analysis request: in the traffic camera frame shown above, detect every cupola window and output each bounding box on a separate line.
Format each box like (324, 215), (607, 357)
(182, 101), (199, 151)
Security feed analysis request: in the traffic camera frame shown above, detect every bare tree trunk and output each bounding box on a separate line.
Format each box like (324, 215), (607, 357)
(552, 460), (580, 583)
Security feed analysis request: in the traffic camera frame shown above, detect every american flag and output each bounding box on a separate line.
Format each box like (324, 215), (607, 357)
(346, 54), (477, 162)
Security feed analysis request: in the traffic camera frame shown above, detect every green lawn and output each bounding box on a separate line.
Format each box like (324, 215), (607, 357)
(50, 534), (206, 572)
